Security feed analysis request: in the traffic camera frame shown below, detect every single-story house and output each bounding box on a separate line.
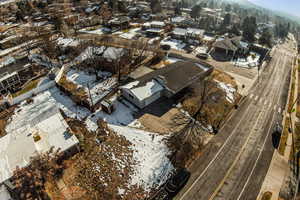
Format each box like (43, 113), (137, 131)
(0, 111), (79, 192)
(108, 16), (131, 30)
(172, 28), (204, 41)
(212, 36), (249, 56)
(73, 46), (128, 73)
(121, 61), (213, 108)
(0, 56), (34, 94)
(143, 21), (166, 37)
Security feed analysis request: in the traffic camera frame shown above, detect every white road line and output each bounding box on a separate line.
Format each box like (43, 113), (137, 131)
(274, 105), (277, 111)
(249, 94), (254, 99)
(238, 51), (289, 200)
(179, 102), (254, 200)
(278, 107), (282, 114)
(264, 100), (269, 107)
(254, 96), (258, 101)
(236, 112), (276, 200)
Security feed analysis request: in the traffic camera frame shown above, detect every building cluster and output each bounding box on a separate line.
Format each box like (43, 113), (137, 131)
(0, 0), (272, 198)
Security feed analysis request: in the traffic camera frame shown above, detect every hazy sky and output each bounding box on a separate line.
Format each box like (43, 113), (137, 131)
(249, 0), (300, 17)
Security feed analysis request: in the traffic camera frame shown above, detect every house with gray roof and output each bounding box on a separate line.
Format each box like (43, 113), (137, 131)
(121, 61), (213, 108)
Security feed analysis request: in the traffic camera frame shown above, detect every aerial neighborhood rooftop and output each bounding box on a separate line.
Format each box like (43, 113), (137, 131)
(0, 0), (299, 199)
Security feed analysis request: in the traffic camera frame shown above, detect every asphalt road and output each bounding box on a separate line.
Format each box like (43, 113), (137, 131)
(174, 40), (297, 200)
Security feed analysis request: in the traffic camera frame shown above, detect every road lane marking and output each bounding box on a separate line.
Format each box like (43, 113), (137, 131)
(249, 94), (254, 99)
(278, 107), (282, 114)
(237, 51), (290, 200)
(208, 104), (270, 200)
(254, 96), (258, 101)
(236, 111), (276, 200)
(179, 100), (254, 200)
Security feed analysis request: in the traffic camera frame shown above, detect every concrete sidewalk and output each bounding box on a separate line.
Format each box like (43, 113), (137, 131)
(257, 54), (298, 200)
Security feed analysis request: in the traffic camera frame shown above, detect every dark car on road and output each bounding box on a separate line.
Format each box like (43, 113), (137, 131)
(165, 168), (191, 196)
(196, 53), (209, 60)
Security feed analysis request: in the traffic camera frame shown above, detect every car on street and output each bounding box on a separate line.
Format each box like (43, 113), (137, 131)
(196, 53), (209, 60)
(165, 168), (191, 196)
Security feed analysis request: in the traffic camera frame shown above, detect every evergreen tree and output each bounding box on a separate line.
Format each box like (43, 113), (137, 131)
(191, 4), (201, 19)
(222, 13), (231, 27)
(259, 29), (273, 47)
(242, 16), (257, 42)
(150, 0), (162, 13)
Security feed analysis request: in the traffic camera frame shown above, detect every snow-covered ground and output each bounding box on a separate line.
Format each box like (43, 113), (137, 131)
(160, 38), (186, 51)
(5, 71), (174, 195)
(233, 52), (261, 68)
(110, 125), (174, 191)
(85, 95), (141, 131)
(66, 69), (117, 105)
(215, 80), (236, 104)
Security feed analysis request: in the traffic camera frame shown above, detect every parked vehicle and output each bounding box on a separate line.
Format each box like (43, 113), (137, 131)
(196, 53), (209, 60)
(165, 168), (191, 196)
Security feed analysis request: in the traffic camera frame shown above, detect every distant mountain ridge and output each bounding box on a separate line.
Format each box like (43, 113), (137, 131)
(222, 0), (300, 24)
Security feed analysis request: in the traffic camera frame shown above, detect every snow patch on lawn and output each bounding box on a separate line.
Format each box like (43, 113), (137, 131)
(66, 69), (117, 105)
(233, 52), (260, 68)
(85, 96), (141, 131)
(110, 125), (174, 191)
(215, 80), (236, 103)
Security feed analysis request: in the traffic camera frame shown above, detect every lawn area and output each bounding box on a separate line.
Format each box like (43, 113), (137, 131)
(11, 78), (40, 98)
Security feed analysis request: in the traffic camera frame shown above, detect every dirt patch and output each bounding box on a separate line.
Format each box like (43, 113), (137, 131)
(54, 118), (148, 200)
(138, 107), (181, 134)
(182, 69), (241, 133)
(0, 106), (16, 138)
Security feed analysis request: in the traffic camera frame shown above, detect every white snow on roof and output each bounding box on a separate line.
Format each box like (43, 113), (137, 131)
(0, 56), (15, 68)
(146, 28), (164, 33)
(0, 111), (78, 184)
(6, 87), (90, 133)
(173, 28), (187, 36)
(75, 46), (125, 62)
(171, 16), (186, 23)
(160, 38), (186, 51)
(110, 125), (174, 191)
(187, 28), (204, 36)
(32, 113), (79, 154)
(203, 35), (215, 41)
(57, 37), (79, 48)
(150, 21), (165, 27)
(122, 80), (164, 101)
